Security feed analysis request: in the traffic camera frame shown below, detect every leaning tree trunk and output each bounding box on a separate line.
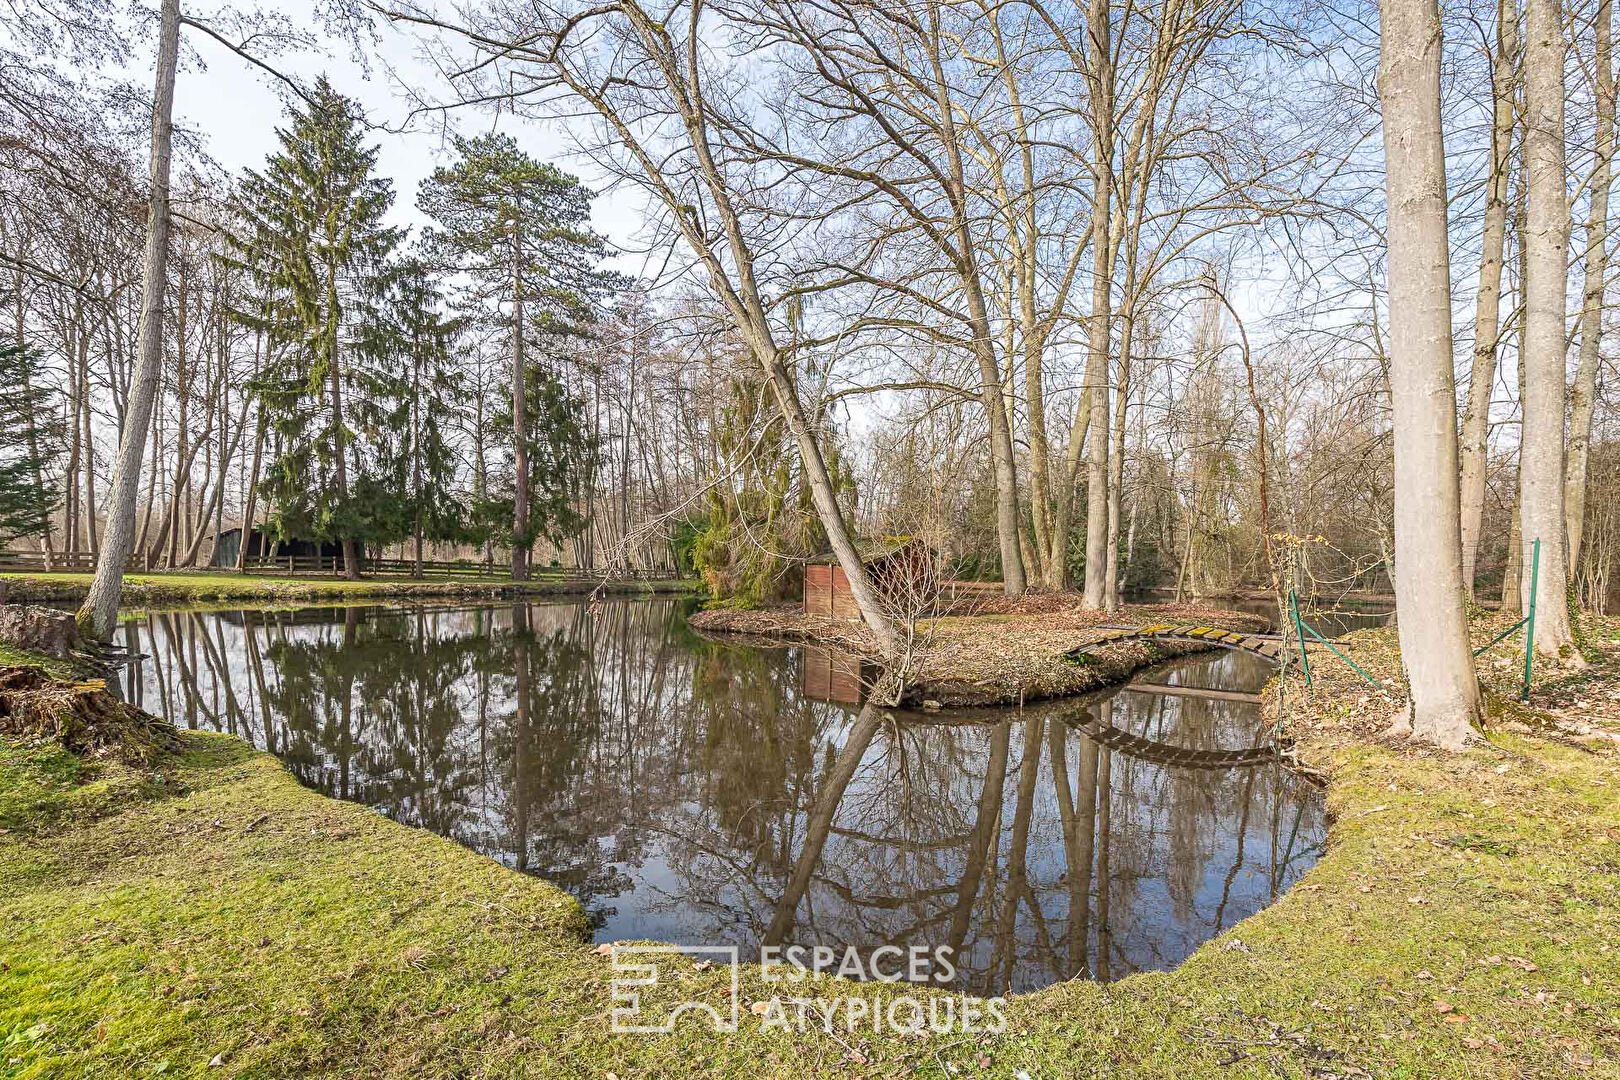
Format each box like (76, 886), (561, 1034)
(78, 0), (180, 640)
(1567, 0), (1614, 569)
(1521, 0), (1579, 657)
(1459, 0), (1519, 598)
(1378, 0), (1484, 747)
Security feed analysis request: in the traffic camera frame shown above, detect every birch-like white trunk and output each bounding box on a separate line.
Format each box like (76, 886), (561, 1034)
(1378, 0), (1483, 747)
(1521, 0), (1579, 657)
(78, 0), (180, 639)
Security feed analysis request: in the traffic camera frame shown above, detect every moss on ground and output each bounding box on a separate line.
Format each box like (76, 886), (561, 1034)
(0, 571), (700, 609)
(0, 621), (1616, 1078)
(0, 643), (79, 680)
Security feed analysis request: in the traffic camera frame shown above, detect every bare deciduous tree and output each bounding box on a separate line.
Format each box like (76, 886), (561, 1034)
(1379, 0), (1484, 746)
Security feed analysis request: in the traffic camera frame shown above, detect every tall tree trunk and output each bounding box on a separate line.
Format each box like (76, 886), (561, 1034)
(326, 269), (360, 580)
(1379, 0), (1484, 746)
(212, 327), (227, 550)
(78, 336), (98, 558)
(412, 325), (425, 579)
(163, 257), (189, 568)
(79, 0), (179, 639)
(510, 219), (529, 582)
(64, 348), (79, 555)
(1567, 0), (1614, 568)
(917, 7), (1025, 597)
(1503, 178), (1531, 612)
(475, 377), (491, 571)
(135, 410), (160, 568)
(1051, 400), (1093, 593)
(1082, 0), (1116, 610)
(1502, 312), (1528, 612)
(1104, 313), (1130, 608)
(1459, 0), (1520, 597)
(1521, 0), (1578, 656)
(237, 402), (266, 571)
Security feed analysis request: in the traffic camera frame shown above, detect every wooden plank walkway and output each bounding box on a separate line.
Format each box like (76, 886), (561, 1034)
(1123, 682), (1263, 704)
(1071, 623), (1291, 663)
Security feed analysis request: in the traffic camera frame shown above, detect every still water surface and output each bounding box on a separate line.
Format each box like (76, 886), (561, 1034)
(117, 598), (1326, 994)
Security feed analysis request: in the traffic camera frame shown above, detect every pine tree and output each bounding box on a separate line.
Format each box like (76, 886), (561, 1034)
(0, 342), (64, 545)
(228, 78), (402, 578)
(418, 133), (617, 578)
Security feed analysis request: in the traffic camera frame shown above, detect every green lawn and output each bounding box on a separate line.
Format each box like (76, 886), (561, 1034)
(0, 626), (1615, 1078)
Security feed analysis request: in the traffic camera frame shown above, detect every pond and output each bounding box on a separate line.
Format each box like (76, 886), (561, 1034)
(114, 597), (1327, 995)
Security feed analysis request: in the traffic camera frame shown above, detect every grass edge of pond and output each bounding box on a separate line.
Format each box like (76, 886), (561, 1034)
(0, 570), (702, 610)
(0, 616), (1615, 1078)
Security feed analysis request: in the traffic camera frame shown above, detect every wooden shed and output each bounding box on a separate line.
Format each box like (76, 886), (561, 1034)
(209, 526), (348, 569)
(803, 537), (937, 620)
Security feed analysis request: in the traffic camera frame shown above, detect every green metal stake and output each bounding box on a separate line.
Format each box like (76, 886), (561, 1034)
(1522, 538), (1540, 702)
(1301, 619), (1385, 690)
(1289, 589), (1312, 686)
(1472, 615), (1528, 657)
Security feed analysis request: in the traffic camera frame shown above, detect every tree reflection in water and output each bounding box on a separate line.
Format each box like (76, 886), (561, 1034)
(123, 598), (1325, 993)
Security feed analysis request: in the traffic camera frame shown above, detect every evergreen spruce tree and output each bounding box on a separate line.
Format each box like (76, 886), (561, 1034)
(361, 256), (468, 576)
(481, 360), (596, 564)
(418, 133), (617, 578)
(228, 78), (402, 578)
(0, 342), (64, 545)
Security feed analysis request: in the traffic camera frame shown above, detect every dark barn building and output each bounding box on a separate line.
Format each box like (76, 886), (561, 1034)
(209, 526), (347, 569)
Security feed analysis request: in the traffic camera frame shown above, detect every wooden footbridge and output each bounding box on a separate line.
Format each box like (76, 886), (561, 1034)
(1059, 623), (1297, 769)
(1068, 623), (1299, 664)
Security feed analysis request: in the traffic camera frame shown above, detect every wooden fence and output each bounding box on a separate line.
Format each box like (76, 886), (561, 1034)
(942, 579), (1004, 595)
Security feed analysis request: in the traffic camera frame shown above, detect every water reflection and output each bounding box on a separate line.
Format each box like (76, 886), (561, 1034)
(121, 599), (1325, 993)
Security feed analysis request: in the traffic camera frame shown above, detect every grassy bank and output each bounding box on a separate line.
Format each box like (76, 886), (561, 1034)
(689, 598), (1271, 706)
(0, 619), (1616, 1078)
(0, 571), (701, 609)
